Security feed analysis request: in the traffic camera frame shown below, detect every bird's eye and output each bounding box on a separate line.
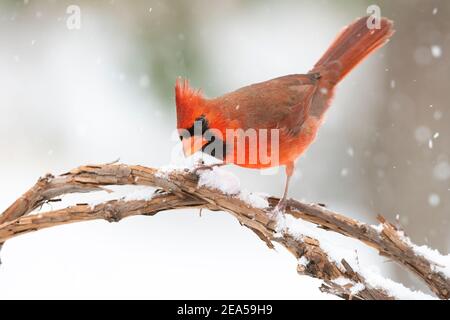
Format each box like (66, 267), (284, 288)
(195, 115), (209, 134)
(179, 135), (184, 141)
(186, 115), (209, 137)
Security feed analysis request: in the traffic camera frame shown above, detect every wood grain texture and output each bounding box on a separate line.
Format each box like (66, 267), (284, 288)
(1, 163), (448, 299)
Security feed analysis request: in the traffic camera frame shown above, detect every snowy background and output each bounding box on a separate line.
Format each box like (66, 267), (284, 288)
(0, 0), (449, 299)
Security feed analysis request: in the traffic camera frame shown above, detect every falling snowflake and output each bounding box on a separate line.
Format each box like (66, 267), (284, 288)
(433, 110), (442, 120)
(414, 126), (431, 143)
(347, 147), (354, 157)
(340, 168), (349, 177)
(433, 161), (450, 181)
(431, 45), (442, 58)
(390, 80), (396, 89)
(139, 74), (150, 88)
(428, 193), (440, 207)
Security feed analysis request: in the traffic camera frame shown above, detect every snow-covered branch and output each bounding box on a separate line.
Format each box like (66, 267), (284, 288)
(0, 163), (448, 299)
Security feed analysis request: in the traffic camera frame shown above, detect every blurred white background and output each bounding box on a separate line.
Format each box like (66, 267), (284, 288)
(0, 0), (448, 299)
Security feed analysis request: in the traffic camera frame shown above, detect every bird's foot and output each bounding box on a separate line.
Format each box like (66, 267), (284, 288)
(274, 200), (286, 213)
(271, 198), (287, 216)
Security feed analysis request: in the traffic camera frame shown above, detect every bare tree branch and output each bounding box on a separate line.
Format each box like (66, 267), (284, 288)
(0, 192), (393, 300)
(1, 163), (448, 299)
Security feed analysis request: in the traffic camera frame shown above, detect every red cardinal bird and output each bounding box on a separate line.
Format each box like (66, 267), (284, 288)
(175, 16), (394, 210)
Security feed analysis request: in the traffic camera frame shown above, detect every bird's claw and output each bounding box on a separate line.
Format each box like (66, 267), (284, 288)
(274, 203), (286, 214)
(153, 188), (166, 195)
(271, 199), (287, 216)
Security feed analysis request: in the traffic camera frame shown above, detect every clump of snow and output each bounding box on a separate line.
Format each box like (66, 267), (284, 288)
(161, 146), (269, 208)
(156, 165), (188, 179)
(88, 186), (156, 209)
(333, 277), (351, 287)
(334, 269), (434, 299)
(239, 190), (269, 209)
(361, 269), (437, 300)
(432, 7), (438, 15)
(198, 167), (240, 195)
(276, 213), (345, 265)
(396, 230), (450, 279)
(371, 221), (450, 280)
(413, 245), (450, 278)
(371, 223), (384, 233)
(197, 167), (270, 208)
(331, 277), (365, 295)
(124, 187), (155, 201)
(276, 209), (440, 299)
(350, 282), (366, 295)
(298, 256), (309, 267)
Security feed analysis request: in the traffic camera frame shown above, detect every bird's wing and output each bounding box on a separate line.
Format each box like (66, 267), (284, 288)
(212, 74), (317, 135)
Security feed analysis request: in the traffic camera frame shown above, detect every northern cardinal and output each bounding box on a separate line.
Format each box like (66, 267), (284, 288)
(176, 16), (394, 210)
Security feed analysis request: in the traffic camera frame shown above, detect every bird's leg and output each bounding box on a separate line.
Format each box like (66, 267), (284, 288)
(274, 162), (294, 213)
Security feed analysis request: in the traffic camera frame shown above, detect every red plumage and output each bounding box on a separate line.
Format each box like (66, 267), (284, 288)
(175, 16), (394, 208)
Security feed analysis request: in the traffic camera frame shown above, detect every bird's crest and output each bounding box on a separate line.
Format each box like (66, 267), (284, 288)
(175, 77), (205, 129)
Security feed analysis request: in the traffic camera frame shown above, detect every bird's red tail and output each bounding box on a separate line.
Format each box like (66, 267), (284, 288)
(312, 16), (394, 83)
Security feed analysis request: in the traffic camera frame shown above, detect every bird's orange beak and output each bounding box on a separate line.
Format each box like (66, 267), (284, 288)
(181, 136), (208, 157)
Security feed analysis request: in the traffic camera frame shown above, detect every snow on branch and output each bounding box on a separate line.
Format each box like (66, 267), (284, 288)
(0, 163), (448, 300)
